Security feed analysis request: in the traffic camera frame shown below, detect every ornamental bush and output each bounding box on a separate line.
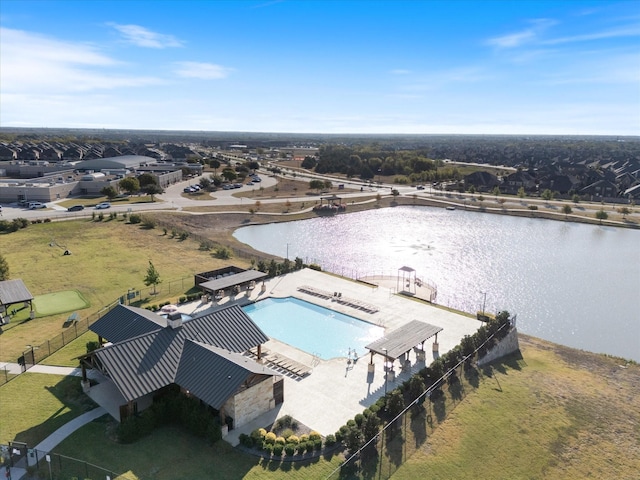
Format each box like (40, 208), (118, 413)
(309, 431), (322, 442)
(264, 432), (276, 445)
(284, 444), (295, 456)
(287, 435), (299, 444)
(324, 434), (336, 447)
(273, 443), (284, 456)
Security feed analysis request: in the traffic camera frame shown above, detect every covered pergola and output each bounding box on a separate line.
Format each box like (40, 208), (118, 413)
(319, 194), (342, 205)
(366, 320), (443, 378)
(198, 269), (267, 298)
(0, 279), (34, 323)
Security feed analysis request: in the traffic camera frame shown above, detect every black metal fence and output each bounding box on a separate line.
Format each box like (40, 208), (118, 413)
(1, 444), (136, 480)
(325, 321), (514, 480)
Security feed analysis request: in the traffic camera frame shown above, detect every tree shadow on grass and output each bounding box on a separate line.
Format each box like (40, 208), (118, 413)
(430, 389), (446, 423)
(410, 405), (427, 448)
(447, 374), (465, 401)
(464, 365), (480, 388)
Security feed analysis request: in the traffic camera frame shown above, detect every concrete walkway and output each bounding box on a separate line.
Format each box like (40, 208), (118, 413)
(33, 407), (107, 453)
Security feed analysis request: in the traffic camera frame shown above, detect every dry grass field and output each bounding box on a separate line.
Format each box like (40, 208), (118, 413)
(0, 217), (251, 361)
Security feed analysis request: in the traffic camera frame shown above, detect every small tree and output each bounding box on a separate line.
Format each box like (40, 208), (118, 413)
(595, 209), (608, 224)
(517, 187), (526, 199)
(617, 207), (631, 219)
(144, 261), (161, 295)
(0, 253), (9, 281)
(562, 205), (572, 218)
(144, 183), (164, 202)
(119, 177), (140, 195)
(101, 186), (118, 200)
(199, 177), (212, 190)
(541, 189), (554, 202)
(572, 194), (581, 204)
(309, 179), (324, 192)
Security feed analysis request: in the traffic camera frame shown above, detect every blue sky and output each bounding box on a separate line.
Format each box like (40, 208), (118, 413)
(1, 0), (638, 135)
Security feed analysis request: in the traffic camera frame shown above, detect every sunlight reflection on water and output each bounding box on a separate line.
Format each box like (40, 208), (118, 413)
(234, 206), (640, 361)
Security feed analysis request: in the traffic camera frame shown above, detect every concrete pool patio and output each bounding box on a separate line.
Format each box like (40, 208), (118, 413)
(174, 268), (481, 445)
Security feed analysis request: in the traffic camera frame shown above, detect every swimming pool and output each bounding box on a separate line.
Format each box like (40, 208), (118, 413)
(243, 297), (384, 360)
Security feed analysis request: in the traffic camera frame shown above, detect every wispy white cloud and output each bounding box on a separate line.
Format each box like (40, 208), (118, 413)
(390, 69), (411, 75)
(542, 24), (640, 45)
(108, 23), (183, 48)
(486, 18), (557, 48)
(0, 27), (163, 94)
(174, 61), (233, 79)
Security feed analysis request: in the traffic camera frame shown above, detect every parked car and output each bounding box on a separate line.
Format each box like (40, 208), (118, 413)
(183, 187), (194, 193)
(416, 185), (425, 190)
(67, 205), (85, 212)
(252, 176), (262, 182)
(28, 202), (46, 209)
(95, 202), (111, 209)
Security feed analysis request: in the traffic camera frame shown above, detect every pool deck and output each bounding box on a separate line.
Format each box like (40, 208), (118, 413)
(175, 268), (481, 445)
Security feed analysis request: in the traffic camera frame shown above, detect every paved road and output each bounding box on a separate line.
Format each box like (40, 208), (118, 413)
(0, 169), (629, 226)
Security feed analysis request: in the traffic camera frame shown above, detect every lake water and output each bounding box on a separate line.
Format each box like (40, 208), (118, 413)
(234, 207), (640, 362)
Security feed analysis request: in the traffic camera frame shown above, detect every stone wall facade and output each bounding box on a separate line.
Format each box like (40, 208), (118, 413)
(224, 376), (276, 429)
(478, 327), (520, 367)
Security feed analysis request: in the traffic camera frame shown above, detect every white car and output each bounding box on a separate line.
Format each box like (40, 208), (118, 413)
(28, 202), (46, 209)
(95, 202), (111, 209)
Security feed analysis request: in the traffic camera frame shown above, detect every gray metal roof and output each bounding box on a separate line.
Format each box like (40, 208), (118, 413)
(90, 304), (166, 343)
(0, 279), (34, 306)
(366, 320), (443, 360)
(175, 340), (278, 409)
(199, 270), (267, 292)
(93, 304), (270, 402)
(75, 155), (156, 171)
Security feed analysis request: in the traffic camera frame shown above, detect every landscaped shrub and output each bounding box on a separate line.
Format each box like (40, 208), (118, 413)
(178, 296), (187, 304)
(86, 341), (100, 353)
(354, 413), (364, 427)
(128, 213), (142, 224)
(263, 443), (274, 455)
(298, 433), (309, 444)
(275, 436), (286, 445)
(309, 431), (321, 442)
(273, 443), (284, 456)
(214, 246), (232, 259)
(286, 434), (298, 444)
(324, 434), (336, 447)
(239, 433), (253, 448)
(139, 216), (156, 229)
(281, 427), (294, 440)
(308, 263), (322, 271)
(199, 240), (215, 251)
(284, 444), (295, 456)
(305, 441), (315, 453)
(314, 439), (323, 450)
(264, 432), (276, 445)
(296, 443), (307, 455)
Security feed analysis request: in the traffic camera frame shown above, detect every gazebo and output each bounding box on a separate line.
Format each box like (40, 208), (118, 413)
(397, 266), (416, 295)
(366, 320), (443, 380)
(0, 279), (34, 323)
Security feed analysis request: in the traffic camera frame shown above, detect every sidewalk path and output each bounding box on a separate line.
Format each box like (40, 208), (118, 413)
(34, 407), (107, 453)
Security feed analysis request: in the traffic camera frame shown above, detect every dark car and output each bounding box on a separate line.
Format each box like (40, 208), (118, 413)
(67, 205), (85, 212)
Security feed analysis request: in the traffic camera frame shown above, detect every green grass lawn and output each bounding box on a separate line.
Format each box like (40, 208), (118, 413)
(0, 373), (97, 446)
(0, 218), (250, 361)
(54, 419), (342, 480)
(41, 330), (99, 367)
(33, 290), (90, 316)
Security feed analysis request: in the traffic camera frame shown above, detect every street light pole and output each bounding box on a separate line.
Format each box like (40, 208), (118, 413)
(286, 243), (290, 260)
